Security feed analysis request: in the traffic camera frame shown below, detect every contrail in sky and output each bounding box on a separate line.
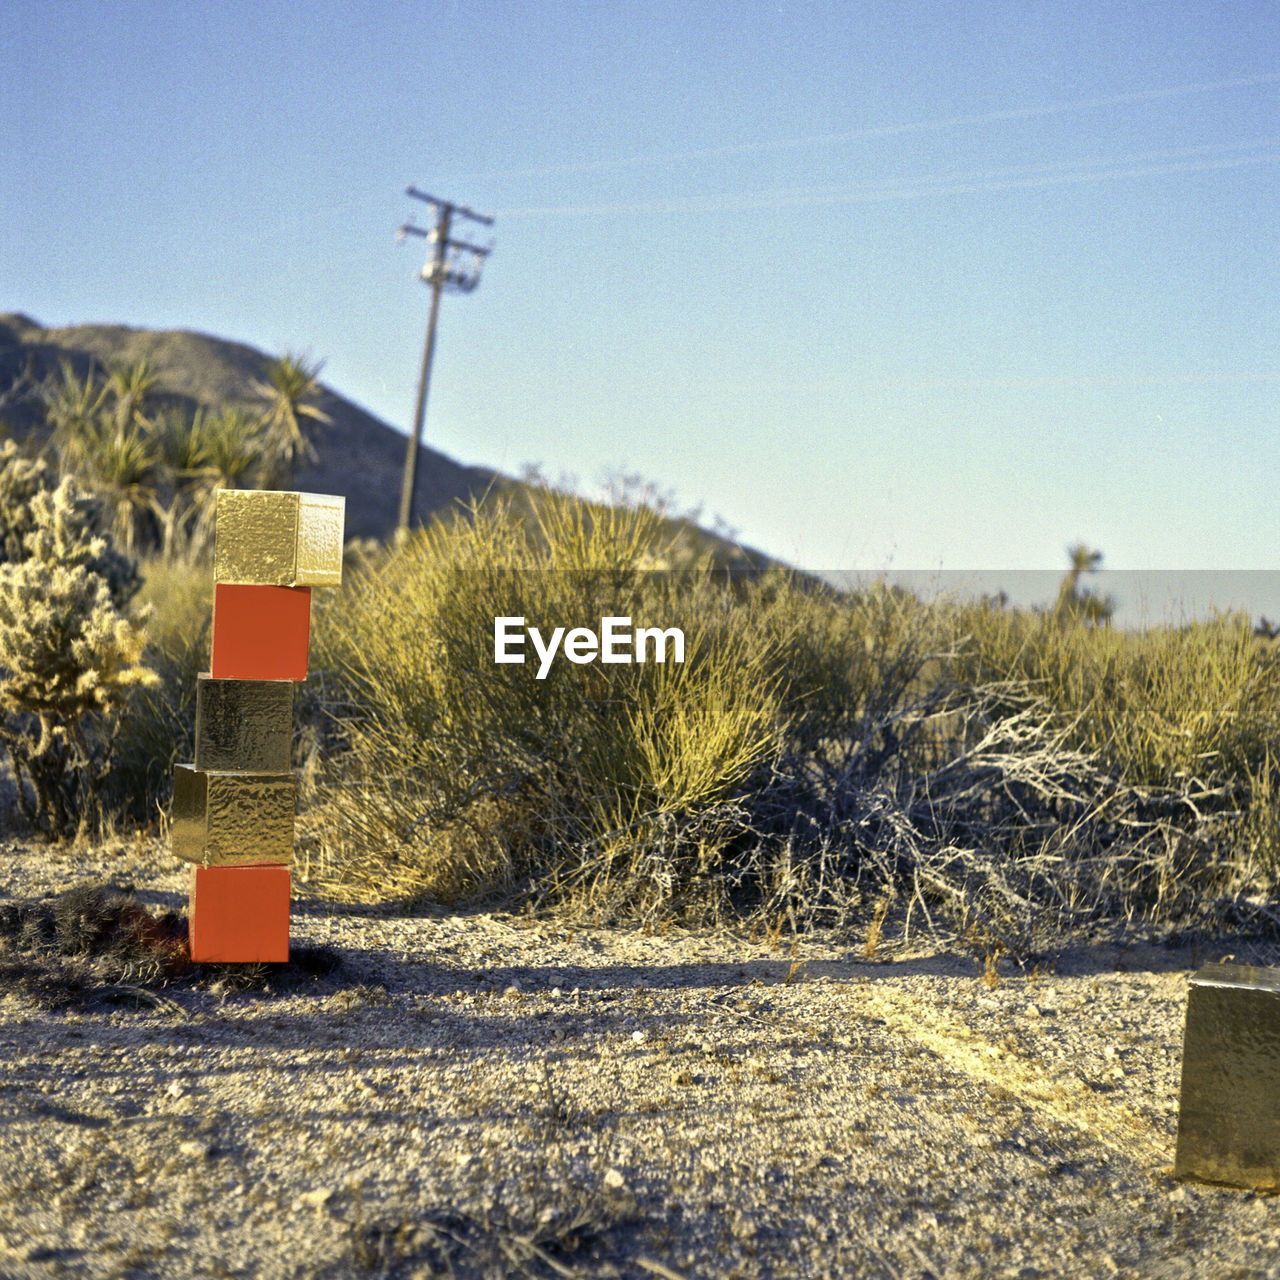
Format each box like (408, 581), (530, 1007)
(494, 135), (1280, 218)
(465, 70), (1280, 188)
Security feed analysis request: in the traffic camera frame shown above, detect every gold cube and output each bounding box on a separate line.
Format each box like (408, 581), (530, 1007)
(1175, 962), (1280, 1189)
(195, 675), (294, 773)
(171, 764), (296, 866)
(213, 490), (345, 587)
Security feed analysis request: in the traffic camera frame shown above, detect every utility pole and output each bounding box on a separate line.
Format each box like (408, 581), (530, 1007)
(396, 186), (494, 532)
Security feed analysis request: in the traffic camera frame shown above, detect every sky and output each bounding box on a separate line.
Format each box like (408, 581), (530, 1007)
(4, 1), (1279, 621)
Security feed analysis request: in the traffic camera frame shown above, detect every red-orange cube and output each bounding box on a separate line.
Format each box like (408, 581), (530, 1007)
(188, 864), (290, 963)
(210, 584), (311, 681)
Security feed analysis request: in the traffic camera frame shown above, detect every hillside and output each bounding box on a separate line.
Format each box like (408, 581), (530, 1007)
(0, 312), (518, 542)
(0, 313), (783, 567)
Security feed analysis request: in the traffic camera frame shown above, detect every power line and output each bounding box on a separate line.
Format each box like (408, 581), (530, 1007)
(395, 186), (494, 532)
(448, 70), (1280, 185)
(494, 137), (1280, 218)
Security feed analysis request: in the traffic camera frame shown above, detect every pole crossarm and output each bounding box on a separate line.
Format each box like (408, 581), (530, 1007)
(405, 185), (495, 226)
(396, 223), (492, 260)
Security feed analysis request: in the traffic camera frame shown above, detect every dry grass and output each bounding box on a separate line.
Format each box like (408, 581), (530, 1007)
(281, 490), (1280, 957)
(0, 883), (189, 1008)
(62, 480), (1280, 961)
(0, 882), (345, 1009)
(303, 493), (788, 918)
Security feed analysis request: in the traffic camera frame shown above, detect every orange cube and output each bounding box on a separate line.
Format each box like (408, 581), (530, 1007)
(210, 584), (311, 681)
(188, 864), (290, 963)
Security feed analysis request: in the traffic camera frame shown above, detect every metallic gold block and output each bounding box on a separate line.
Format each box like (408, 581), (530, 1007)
(1175, 962), (1280, 1189)
(171, 764), (295, 866)
(195, 675), (293, 773)
(213, 489), (345, 587)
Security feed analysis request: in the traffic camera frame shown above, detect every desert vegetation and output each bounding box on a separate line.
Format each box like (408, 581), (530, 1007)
(294, 501), (1280, 956)
(32, 350), (329, 561)
(0, 443), (157, 839)
(2, 355), (1278, 960)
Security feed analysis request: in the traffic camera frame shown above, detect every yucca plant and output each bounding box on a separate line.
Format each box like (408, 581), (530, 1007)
(1054, 543), (1115, 626)
(149, 407), (211, 561)
(41, 359), (107, 470)
(252, 352), (330, 488)
(153, 405), (210, 477)
(202, 405), (263, 487)
(172, 405), (268, 556)
(39, 358), (167, 558)
(78, 421), (165, 558)
(102, 358), (159, 436)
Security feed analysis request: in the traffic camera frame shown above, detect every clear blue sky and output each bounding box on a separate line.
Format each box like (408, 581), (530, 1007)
(5, 2), (1279, 613)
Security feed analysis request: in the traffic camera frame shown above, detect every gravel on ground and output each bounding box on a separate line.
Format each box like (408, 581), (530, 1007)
(1, 837), (1278, 1279)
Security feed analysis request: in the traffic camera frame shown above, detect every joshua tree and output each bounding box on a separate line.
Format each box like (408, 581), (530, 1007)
(1055, 543), (1114, 626)
(40, 359), (165, 556)
(77, 422), (165, 558)
(150, 406), (210, 559)
(32, 347), (333, 563)
(182, 406), (264, 557)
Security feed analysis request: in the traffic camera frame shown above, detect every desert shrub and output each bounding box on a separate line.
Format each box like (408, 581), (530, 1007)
(0, 885), (188, 1008)
(951, 601), (1280, 815)
(0, 439), (50, 563)
(0, 442), (157, 839)
(98, 555), (211, 826)
(748, 574), (952, 765)
(305, 494), (787, 914)
(302, 491), (1280, 947)
(709, 589), (1280, 952)
(925, 599), (1280, 935)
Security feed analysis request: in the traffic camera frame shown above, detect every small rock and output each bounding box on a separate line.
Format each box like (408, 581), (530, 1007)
(603, 1168), (626, 1191)
(178, 1140), (210, 1159)
(297, 1188), (333, 1210)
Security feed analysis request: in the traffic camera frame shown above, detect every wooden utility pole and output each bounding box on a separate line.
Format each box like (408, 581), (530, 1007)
(396, 186), (494, 532)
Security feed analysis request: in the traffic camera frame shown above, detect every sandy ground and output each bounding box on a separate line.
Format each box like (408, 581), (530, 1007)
(1, 838), (1278, 1279)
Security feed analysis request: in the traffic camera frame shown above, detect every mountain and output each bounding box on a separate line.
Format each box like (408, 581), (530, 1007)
(0, 312), (512, 541)
(0, 314), (774, 569)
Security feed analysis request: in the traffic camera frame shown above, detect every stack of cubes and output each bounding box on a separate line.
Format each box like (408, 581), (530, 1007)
(171, 490), (345, 963)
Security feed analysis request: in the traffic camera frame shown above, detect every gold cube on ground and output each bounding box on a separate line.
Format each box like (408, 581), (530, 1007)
(195, 674), (294, 773)
(171, 764), (296, 866)
(1175, 962), (1280, 1189)
(213, 490), (345, 587)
